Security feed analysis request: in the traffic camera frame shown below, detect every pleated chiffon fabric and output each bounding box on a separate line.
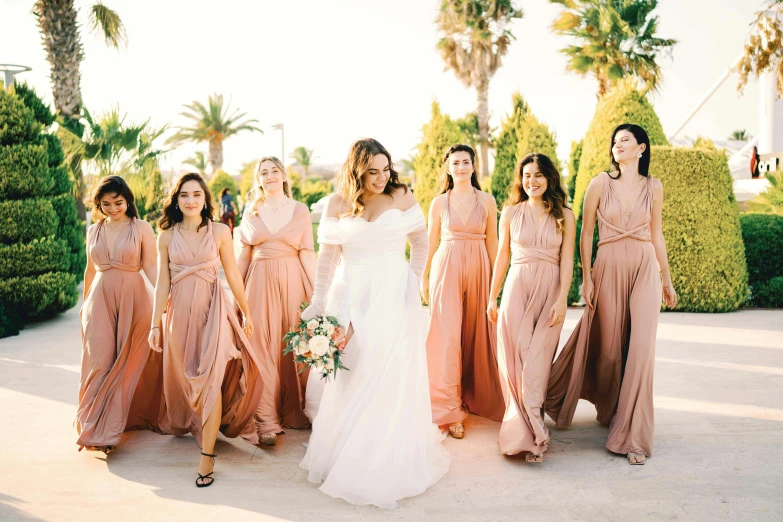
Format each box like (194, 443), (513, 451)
(162, 220), (264, 446)
(239, 203), (314, 443)
(546, 173), (661, 457)
(77, 219), (166, 447)
(496, 202), (564, 456)
(426, 189), (505, 427)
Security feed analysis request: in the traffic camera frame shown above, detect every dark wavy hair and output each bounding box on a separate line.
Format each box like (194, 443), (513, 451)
(88, 175), (138, 221)
(506, 153), (569, 232)
(609, 123), (651, 178)
(158, 173), (215, 231)
(436, 143), (482, 196)
(335, 138), (407, 217)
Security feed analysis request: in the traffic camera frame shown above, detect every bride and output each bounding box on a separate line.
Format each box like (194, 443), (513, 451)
(300, 138), (450, 508)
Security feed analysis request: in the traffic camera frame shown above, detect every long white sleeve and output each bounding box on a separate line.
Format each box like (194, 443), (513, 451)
(300, 243), (341, 321)
(407, 226), (429, 284)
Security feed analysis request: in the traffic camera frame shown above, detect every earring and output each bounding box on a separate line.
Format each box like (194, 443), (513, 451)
(637, 152), (643, 158)
(203, 203), (207, 210)
(175, 204), (179, 210)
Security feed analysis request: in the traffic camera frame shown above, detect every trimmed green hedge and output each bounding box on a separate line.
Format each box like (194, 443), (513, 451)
(12, 82), (56, 127)
(754, 277), (783, 308)
(0, 198), (58, 244)
(0, 88), (40, 146)
(739, 213), (783, 307)
(648, 147), (748, 312)
(0, 140), (52, 199)
(0, 271), (78, 318)
(50, 192), (86, 276)
(0, 237), (69, 279)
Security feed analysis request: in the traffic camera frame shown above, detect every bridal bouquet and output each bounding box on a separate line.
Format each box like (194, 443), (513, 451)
(283, 302), (349, 382)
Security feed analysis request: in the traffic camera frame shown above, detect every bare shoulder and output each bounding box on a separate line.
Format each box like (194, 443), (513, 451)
(651, 177), (663, 190)
(157, 228), (173, 247)
(588, 173), (608, 189)
(499, 204), (517, 223)
(325, 194), (350, 217)
(562, 207), (576, 223)
(478, 190), (497, 211)
(212, 221), (231, 239)
(430, 193), (447, 211)
(392, 186), (417, 208)
(136, 219), (155, 235)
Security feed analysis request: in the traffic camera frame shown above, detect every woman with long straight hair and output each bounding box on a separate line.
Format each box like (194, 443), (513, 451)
(77, 176), (162, 454)
(238, 156), (316, 446)
(487, 154), (575, 461)
(148, 173), (263, 487)
(546, 124), (678, 465)
(423, 144), (504, 440)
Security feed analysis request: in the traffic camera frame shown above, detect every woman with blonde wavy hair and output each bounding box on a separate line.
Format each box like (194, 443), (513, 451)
(487, 153), (575, 462)
(299, 138), (449, 508)
(237, 156), (316, 446)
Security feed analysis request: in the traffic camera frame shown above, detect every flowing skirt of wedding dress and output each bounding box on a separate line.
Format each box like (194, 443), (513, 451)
(301, 246), (449, 508)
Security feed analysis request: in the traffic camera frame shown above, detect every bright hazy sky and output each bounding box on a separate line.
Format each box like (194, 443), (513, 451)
(1, 0), (764, 175)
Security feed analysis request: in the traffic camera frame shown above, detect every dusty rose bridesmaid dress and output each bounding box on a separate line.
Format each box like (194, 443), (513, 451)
(163, 220), (264, 446)
(426, 189), (505, 428)
(239, 202), (314, 442)
(77, 219), (165, 448)
(546, 173), (661, 457)
(496, 202), (564, 456)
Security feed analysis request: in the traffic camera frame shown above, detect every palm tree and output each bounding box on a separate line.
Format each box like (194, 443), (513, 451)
(33, 1), (126, 131)
(549, 0), (676, 97)
(749, 172), (783, 216)
(290, 146), (316, 177)
(737, 1), (783, 97)
(729, 129), (752, 141)
(436, 0), (523, 178)
(183, 151), (208, 176)
(166, 93), (262, 174)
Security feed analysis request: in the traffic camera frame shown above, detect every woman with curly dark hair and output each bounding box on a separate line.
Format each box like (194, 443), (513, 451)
(149, 173), (263, 487)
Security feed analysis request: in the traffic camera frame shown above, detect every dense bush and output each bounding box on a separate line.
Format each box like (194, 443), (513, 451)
(739, 213), (783, 307)
(753, 277), (783, 308)
(648, 147), (748, 312)
(0, 84), (82, 337)
(300, 178), (333, 209)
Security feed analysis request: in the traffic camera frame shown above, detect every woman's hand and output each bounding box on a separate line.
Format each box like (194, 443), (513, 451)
(240, 310), (254, 338)
(148, 327), (162, 352)
(662, 283), (678, 309)
(420, 274), (430, 304)
(300, 303), (323, 322)
(486, 300), (499, 324)
(582, 278), (594, 309)
(548, 298), (567, 327)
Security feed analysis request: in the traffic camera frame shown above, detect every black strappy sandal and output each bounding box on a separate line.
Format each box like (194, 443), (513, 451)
(196, 452), (217, 488)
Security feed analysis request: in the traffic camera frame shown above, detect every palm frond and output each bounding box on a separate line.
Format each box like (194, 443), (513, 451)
(89, 3), (127, 48)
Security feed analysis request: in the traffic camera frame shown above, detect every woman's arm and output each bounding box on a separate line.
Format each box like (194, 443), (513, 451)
(484, 194), (499, 273)
(237, 242), (252, 281)
(148, 231), (171, 352)
(548, 209), (576, 326)
(487, 208), (512, 324)
(579, 176), (603, 309)
(215, 223), (253, 337)
(299, 250), (317, 287)
(650, 179), (677, 309)
(139, 220), (158, 286)
(421, 196), (443, 303)
(83, 225), (96, 300)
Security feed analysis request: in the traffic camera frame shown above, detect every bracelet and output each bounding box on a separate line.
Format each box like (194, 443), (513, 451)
(150, 326), (160, 331)
(659, 265), (670, 273)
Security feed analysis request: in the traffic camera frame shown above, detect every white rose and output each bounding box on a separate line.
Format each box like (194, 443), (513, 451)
(294, 339), (308, 356)
(306, 319), (319, 331)
(325, 323), (335, 336)
(309, 335), (330, 357)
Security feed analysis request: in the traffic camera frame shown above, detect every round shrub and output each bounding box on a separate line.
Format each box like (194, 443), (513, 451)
(0, 88), (40, 146)
(0, 271), (78, 318)
(0, 198), (58, 245)
(0, 140), (52, 199)
(0, 237), (69, 279)
(649, 147), (748, 312)
(12, 82), (56, 127)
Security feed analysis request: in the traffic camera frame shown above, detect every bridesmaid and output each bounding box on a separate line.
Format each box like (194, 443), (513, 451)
(148, 173), (264, 487)
(77, 176), (161, 454)
(545, 124), (678, 465)
(486, 154), (575, 462)
(238, 156), (316, 446)
(423, 144), (505, 439)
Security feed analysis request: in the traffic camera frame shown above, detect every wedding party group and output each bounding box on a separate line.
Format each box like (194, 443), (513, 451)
(76, 122), (677, 509)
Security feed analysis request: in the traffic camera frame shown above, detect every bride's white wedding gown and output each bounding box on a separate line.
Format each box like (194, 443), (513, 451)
(300, 205), (449, 508)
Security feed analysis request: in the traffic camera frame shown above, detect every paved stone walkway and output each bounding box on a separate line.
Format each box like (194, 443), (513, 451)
(1, 299), (782, 521)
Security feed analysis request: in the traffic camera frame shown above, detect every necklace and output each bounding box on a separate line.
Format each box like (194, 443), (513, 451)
(264, 197), (288, 211)
(105, 218), (130, 230)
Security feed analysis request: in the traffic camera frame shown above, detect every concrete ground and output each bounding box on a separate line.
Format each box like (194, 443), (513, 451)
(1, 299), (782, 521)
